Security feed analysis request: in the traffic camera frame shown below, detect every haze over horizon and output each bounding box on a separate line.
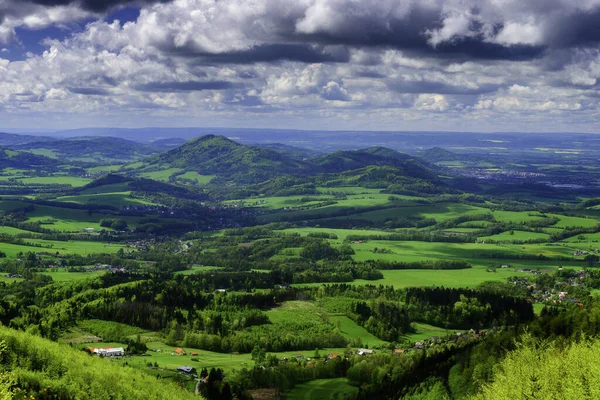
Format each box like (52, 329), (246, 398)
(2, 0), (600, 133)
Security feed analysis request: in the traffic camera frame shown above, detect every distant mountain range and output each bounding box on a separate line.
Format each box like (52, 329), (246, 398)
(126, 135), (440, 186)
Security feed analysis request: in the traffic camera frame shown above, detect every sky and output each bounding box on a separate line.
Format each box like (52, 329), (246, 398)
(1, 0), (600, 132)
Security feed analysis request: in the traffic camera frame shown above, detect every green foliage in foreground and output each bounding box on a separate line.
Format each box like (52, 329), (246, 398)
(474, 336), (600, 400)
(0, 326), (198, 400)
(287, 378), (358, 400)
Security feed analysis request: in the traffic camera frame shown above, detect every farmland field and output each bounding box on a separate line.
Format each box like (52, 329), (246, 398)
(287, 378), (358, 400)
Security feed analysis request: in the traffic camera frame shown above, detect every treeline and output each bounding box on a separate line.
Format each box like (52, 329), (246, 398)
(404, 287), (534, 329)
(349, 300), (412, 341)
(365, 259), (471, 270)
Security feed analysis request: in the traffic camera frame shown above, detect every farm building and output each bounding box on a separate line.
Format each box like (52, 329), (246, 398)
(90, 346), (124, 357)
(174, 348), (186, 355)
(177, 366), (197, 375)
(356, 348), (374, 356)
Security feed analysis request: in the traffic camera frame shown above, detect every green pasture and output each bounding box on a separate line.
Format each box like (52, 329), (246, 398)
(80, 183), (132, 194)
(350, 240), (580, 263)
(561, 232), (600, 243)
(286, 378), (358, 400)
(17, 176), (92, 187)
(316, 187), (382, 194)
(0, 200), (29, 211)
(55, 192), (155, 207)
(478, 230), (550, 242)
(175, 266), (222, 275)
(176, 171), (215, 184)
(86, 165), (124, 174)
(351, 267), (530, 289)
(404, 323), (454, 342)
(25, 205), (140, 232)
(328, 316), (388, 347)
(546, 213), (599, 228)
(337, 203), (488, 223)
(491, 210), (545, 223)
(40, 270), (107, 282)
(280, 227), (392, 241)
(139, 168), (184, 182)
(0, 226), (36, 235)
(0, 240), (123, 258)
(100, 341), (346, 376)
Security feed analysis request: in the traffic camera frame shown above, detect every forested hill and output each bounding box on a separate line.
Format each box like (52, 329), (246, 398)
(0, 147), (60, 170)
(315, 147), (438, 180)
(0, 326), (198, 399)
(131, 135), (442, 185)
(418, 147), (465, 163)
(140, 135), (316, 184)
(12, 136), (163, 163)
(0, 132), (55, 146)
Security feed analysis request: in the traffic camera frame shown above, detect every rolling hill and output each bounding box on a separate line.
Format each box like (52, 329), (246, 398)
(122, 135), (445, 189)
(0, 147), (61, 170)
(315, 147), (438, 180)
(12, 136), (163, 163)
(135, 135), (315, 184)
(0, 132), (55, 146)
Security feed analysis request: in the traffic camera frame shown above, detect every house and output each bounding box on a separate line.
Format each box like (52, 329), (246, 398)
(415, 342), (424, 350)
(177, 366), (197, 375)
(294, 354), (304, 359)
(394, 349), (405, 354)
(91, 347), (124, 357)
(326, 353), (339, 360)
(355, 348), (374, 356)
(174, 348), (186, 355)
(190, 352), (198, 356)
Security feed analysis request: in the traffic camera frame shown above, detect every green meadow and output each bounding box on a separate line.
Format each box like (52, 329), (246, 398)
(286, 378), (358, 400)
(0, 240), (123, 258)
(55, 192), (155, 207)
(328, 315), (388, 347)
(139, 168), (184, 182)
(17, 176), (92, 187)
(40, 270), (107, 282)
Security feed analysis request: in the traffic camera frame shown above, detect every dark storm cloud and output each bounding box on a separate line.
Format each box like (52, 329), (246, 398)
(67, 86), (110, 95)
(387, 79), (500, 95)
(170, 44), (350, 65)
(21, 0), (172, 13)
(134, 80), (237, 92)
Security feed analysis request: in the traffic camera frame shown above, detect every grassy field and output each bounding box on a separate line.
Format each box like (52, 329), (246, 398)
(479, 230), (550, 242)
(55, 192), (155, 207)
(40, 270), (107, 282)
(352, 267), (530, 289)
(96, 341), (348, 376)
(176, 171), (215, 184)
(280, 227), (392, 241)
(286, 378), (358, 400)
(328, 315), (388, 347)
(350, 240), (580, 263)
(139, 168), (184, 182)
(17, 176), (92, 187)
(404, 322), (454, 342)
(0, 226), (37, 235)
(0, 240), (123, 258)
(24, 204), (142, 232)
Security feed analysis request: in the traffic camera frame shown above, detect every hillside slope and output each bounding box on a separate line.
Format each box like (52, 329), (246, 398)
(141, 135), (315, 184)
(13, 137), (162, 163)
(316, 147), (438, 180)
(0, 326), (198, 399)
(0, 147), (60, 170)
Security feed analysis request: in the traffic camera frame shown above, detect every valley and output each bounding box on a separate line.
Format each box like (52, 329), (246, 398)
(0, 130), (599, 399)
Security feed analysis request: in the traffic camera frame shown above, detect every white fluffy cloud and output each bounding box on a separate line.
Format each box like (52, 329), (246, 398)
(1, 0), (600, 131)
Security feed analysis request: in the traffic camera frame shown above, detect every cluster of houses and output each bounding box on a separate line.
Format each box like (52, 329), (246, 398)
(512, 270), (587, 306)
(88, 346), (125, 357)
(84, 264), (127, 273)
